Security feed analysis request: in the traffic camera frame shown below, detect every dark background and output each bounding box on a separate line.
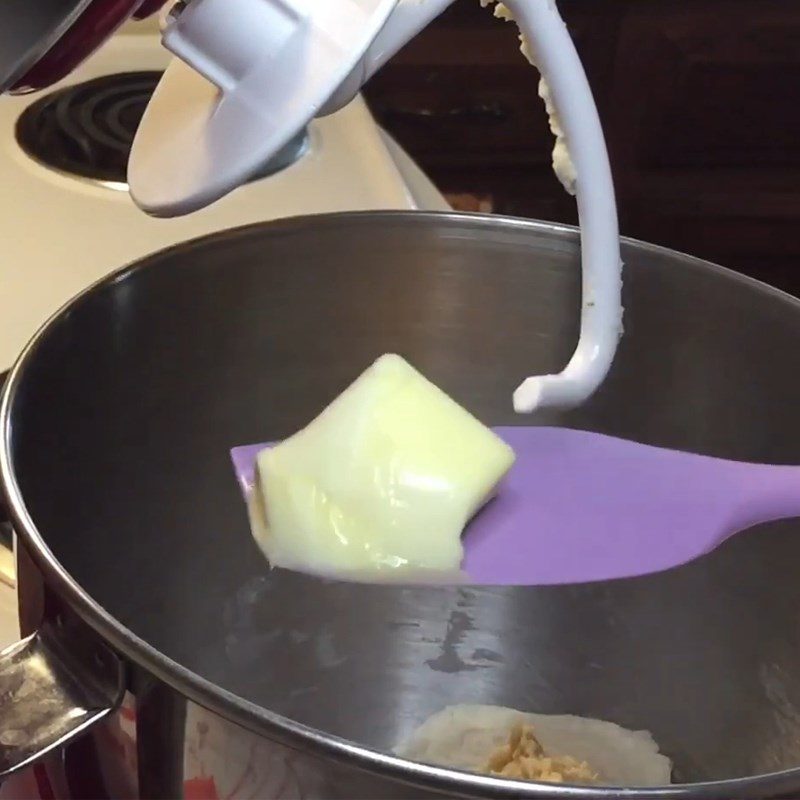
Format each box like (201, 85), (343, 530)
(363, 0), (800, 295)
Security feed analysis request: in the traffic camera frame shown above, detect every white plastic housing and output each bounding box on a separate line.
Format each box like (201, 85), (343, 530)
(128, 0), (400, 216)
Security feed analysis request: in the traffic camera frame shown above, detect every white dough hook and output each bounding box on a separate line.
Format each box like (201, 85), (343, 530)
(502, 0), (622, 412)
(129, 0), (622, 414)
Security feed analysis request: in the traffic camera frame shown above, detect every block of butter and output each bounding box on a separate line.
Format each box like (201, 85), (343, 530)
(250, 354), (515, 580)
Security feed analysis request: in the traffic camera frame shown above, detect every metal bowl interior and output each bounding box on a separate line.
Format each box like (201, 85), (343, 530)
(4, 212), (800, 798)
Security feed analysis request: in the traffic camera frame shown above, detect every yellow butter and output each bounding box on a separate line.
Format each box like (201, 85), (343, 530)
(252, 354), (515, 580)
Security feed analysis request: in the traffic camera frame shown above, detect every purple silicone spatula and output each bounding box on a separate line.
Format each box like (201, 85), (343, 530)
(231, 426), (800, 586)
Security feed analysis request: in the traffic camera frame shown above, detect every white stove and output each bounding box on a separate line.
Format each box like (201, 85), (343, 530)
(0, 27), (447, 371)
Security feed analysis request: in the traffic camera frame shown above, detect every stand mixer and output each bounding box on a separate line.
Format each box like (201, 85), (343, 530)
(0, 0), (623, 414)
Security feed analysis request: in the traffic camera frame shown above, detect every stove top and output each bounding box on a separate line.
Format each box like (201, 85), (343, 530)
(16, 72), (161, 187)
(15, 71), (310, 189)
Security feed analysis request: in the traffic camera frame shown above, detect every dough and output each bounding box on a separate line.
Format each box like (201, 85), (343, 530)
(395, 704), (672, 787)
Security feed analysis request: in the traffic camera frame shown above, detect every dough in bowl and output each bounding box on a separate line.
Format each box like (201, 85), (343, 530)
(394, 704), (672, 787)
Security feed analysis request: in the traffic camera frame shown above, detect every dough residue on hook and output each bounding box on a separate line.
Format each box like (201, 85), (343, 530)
(480, 0), (578, 195)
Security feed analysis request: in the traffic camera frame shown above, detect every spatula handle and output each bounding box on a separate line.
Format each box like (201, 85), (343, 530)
(728, 462), (800, 532)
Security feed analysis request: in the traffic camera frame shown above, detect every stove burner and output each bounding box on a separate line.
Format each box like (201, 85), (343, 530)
(16, 72), (161, 187)
(15, 71), (309, 189)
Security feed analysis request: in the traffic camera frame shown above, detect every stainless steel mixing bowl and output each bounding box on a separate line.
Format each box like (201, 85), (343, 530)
(3, 212), (800, 798)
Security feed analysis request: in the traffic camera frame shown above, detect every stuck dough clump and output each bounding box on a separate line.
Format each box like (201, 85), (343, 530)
(394, 704), (672, 787)
(485, 723), (598, 784)
(479, 0), (578, 195)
